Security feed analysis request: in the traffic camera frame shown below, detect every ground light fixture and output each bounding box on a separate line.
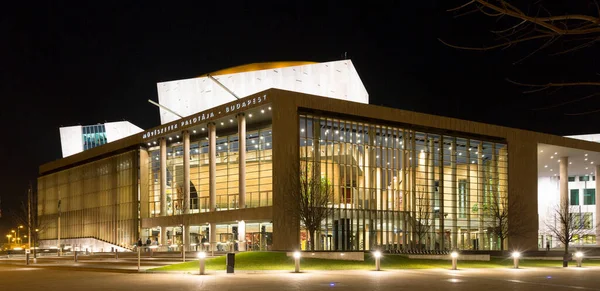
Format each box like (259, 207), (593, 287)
(373, 251), (382, 271)
(450, 251), (458, 270)
(512, 251), (521, 269)
(198, 252), (207, 275)
(575, 252), (583, 268)
(293, 251), (301, 273)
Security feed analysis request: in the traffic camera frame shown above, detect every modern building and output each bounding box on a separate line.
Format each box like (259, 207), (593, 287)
(37, 60), (600, 253)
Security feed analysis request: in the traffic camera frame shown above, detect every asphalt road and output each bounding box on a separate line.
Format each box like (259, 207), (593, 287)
(2, 264), (600, 291)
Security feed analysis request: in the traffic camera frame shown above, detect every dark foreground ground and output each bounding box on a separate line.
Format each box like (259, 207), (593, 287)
(2, 264), (600, 291)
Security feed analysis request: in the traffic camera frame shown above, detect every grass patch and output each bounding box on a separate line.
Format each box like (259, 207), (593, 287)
(149, 252), (600, 272)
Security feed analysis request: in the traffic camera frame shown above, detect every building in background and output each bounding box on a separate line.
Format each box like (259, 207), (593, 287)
(36, 60), (600, 253)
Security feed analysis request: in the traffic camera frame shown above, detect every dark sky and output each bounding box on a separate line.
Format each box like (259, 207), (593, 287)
(1, 1), (598, 234)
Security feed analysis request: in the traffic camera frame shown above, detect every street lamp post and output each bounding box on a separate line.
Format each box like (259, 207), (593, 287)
(575, 252), (583, 267)
(451, 251), (459, 270)
(512, 252), (521, 269)
(374, 251), (382, 271)
(198, 252), (206, 275)
(293, 251), (301, 273)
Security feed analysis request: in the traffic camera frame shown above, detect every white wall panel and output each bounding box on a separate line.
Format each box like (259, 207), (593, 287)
(59, 125), (83, 158)
(156, 60), (369, 124)
(105, 121), (144, 143)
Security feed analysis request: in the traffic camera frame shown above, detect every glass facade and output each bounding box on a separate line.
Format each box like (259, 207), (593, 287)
(299, 114), (508, 251)
(146, 125), (273, 217)
(37, 151), (138, 248)
(82, 124), (107, 150)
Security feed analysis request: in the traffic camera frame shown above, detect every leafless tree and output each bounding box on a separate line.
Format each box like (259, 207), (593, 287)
(441, 0), (600, 114)
(9, 186), (48, 258)
(485, 194), (526, 251)
(291, 162), (333, 251)
(544, 200), (587, 267)
(412, 187), (431, 251)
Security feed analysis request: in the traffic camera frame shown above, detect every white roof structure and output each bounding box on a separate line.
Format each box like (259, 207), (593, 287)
(155, 59), (369, 124)
(59, 121), (143, 158)
(565, 134), (600, 143)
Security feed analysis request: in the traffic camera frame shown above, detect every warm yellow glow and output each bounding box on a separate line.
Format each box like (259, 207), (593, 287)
(451, 252), (459, 258)
(198, 252), (206, 259)
(293, 251), (301, 259)
(575, 252), (584, 258)
(199, 61), (317, 77)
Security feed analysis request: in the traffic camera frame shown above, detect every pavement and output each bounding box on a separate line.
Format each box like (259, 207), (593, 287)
(2, 263), (600, 291)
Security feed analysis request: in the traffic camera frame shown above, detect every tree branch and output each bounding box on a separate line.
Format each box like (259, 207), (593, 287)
(438, 34), (554, 51)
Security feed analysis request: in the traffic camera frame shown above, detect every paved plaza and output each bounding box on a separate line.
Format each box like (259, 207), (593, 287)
(2, 259), (600, 291)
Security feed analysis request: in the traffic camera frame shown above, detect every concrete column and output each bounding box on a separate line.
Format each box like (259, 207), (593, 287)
(238, 220), (246, 251)
(160, 138), (167, 216)
(209, 223), (217, 252)
(559, 157), (569, 209)
(237, 113), (246, 209)
(477, 144), (483, 250)
(451, 138), (457, 250)
(183, 130), (191, 214)
(160, 226), (167, 246)
(596, 165), (600, 245)
(208, 122), (217, 211)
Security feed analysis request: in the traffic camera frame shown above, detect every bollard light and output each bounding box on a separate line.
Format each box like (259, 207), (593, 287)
(575, 252), (583, 268)
(293, 251), (301, 273)
(451, 251), (458, 270)
(512, 251), (521, 269)
(198, 252), (207, 275)
(374, 251), (382, 271)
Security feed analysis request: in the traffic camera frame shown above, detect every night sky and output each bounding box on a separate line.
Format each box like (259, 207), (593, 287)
(1, 1), (598, 234)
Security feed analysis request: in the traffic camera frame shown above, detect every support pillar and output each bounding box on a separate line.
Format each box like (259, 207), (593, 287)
(209, 223), (217, 252)
(451, 138), (457, 250)
(238, 220), (246, 251)
(477, 144), (483, 250)
(237, 113), (246, 209)
(183, 131), (191, 214)
(160, 226), (167, 246)
(596, 165), (600, 246)
(208, 123), (217, 211)
(559, 158), (569, 209)
(160, 138), (167, 216)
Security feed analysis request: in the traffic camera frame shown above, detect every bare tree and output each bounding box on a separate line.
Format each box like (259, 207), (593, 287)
(441, 0), (600, 114)
(291, 162), (333, 251)
(10, 186), (48, 258)
(412, 187), (431, 251)
(544, 200), (587, 267)
(485, 194), (526, 251)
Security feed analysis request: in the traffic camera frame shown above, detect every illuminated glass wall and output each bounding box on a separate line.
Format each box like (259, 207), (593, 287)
(37, 151), (138, 248)
(299, 115), (508, 251)
(146, 125), (273, 217)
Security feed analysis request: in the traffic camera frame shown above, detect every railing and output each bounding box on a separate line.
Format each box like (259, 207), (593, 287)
(245, 191), (272, 208)
(149, 191), (273, 217)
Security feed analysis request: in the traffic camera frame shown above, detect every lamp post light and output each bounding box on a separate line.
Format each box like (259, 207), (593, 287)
(451, 251), (459, 270)
(575, 252), (584, 267)
(512, 251), (521, 269)
(293, 251), (301, 273)
(198, 252), (207, 275)
(374, 251), (382, 271)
